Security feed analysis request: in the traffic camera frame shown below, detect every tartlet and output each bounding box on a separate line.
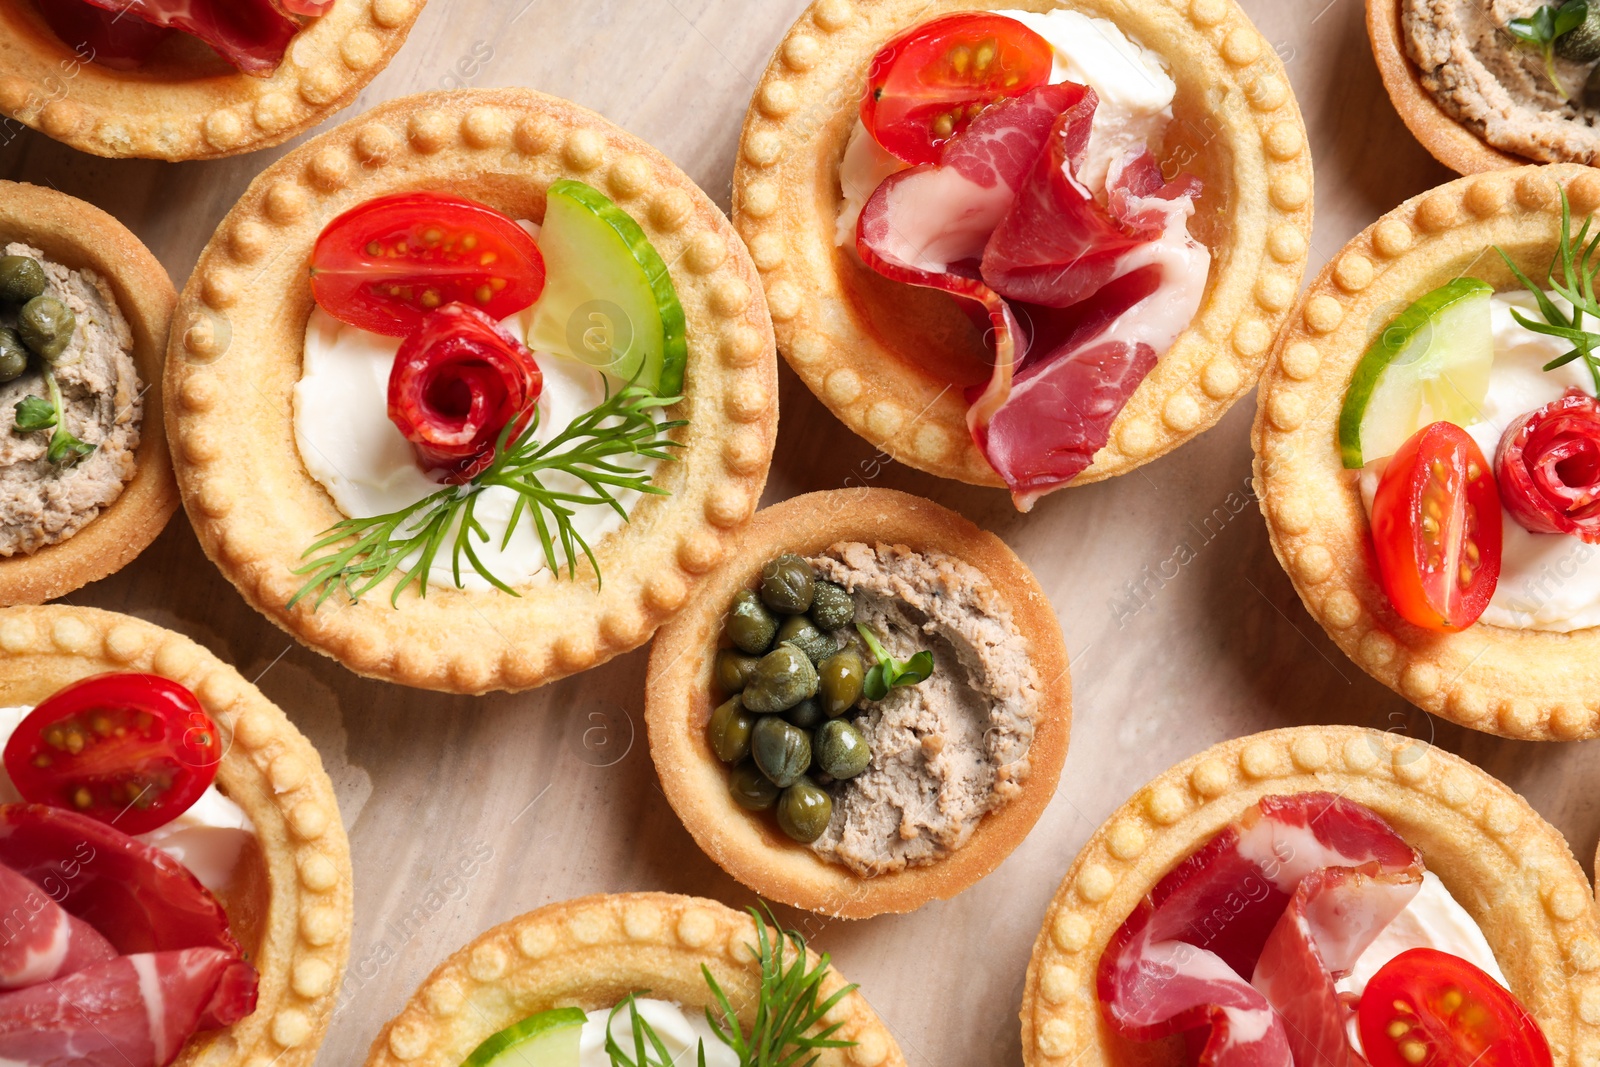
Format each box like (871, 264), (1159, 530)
(1254, 163), (1600, 741)
(363, 892), (906, 1067)
(1019, 725), (1600, 1067)
(166, 88), (779, 695)
(0, 181), (176, 607)
(0, 604), (353, 1067)
(645, 487), (1071, 918)
(0, 0), (426, 160)
(731, 0), (1314, 489)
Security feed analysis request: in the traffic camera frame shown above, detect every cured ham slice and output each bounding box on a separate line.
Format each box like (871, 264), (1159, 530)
(36, 0), (173, 70)
(1097, 793), (1422, 1067)
(0, 862), (115, 989)
(0, 949), (246, 1067)
(1496, 388), (1600, 542)
(76, 0), (303, 75)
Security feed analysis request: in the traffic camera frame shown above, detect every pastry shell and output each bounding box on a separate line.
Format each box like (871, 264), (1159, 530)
(1365, 0), (1533, 176)
(0, 0), (426, 160)
(1254, 163), (1600, 741)
(731, 0), (1314, 490)
(166, 88), (779, 695)
(1020, 725), (1600, 1067)
(0, 604), (354, 1067)
(644, 487), (1071, 919)
(363, 891), (907, 1067)
(0, 181), (176, 607)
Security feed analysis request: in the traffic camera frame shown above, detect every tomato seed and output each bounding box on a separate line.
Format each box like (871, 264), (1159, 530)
(1399, 1039), (1429, 1065)
(1386, 1020), (1409, 1040)
(72, 787), (91, 809)
(462, 234), (478, 251)
(365, 241), (381, 257)
(475, 285), (493, 304)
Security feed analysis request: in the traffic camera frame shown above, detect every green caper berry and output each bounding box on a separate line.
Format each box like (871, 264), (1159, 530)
(726, 588), (778, 655)
(751, 716), (812, 788)
(759, 553), (815, 614)
(714, 649), (760, 693)
(740, 644), (819, 713)
(728, 763), (781, 812)
(814, 719), (871, 780)
(0, 256), (46, 306)
(707, 696), (754, 764)
(1587, 62), (1600, 109)
(776, 614), (837, 664)
(808, 581), (855, 630)
(0, 328), (27, 383)
(1559, 5), (1600, 61)
(784, 698), (825, 730)
(816, 649), (865, 718)
(17, 296), (74, 361)
(776, 777), (833, 843)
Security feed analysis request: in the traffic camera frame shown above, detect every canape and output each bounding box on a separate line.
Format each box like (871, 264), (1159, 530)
(0, 604), (352, 1067)
(1021, 725), (1599, 1067)
(0, 0), (426, 160)
(0, 181), (176, 607)
(364, 892), (905, 1067)
(645, 487), (1070, 918)
(1254, 163), (1600, 740)
(732, 0), (1313, 509)
(165, 88), (779, 694)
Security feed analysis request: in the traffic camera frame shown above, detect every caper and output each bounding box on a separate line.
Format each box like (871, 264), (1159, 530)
(707, 696), (754, 764)
(759, 553), (815, 614)
(0, 256), (46, 306)
(751, 716), (811, 788)
(740, 644), (818, 713)
(776, 614), (836, 664)
(714, 649), (760, 693)
(0, 328), (27, 383)
(808, 580), (855, 630)
(726, 588), (778, 654)
(17, 296), (74, 361)
(816, 649), (865, 718)
(729, 763), (781, 811)
(776, 777), (833, 843)
(784, 698), (825, 730)
(1559, 4), (1600, 61)
(814, 719), (871, 780)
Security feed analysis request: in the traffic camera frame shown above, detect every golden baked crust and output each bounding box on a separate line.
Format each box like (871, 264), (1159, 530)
(1019, 725), (1600, 1067)
(0, 605), (353, 1067)
(1365, 0), (1531, 175)
(1254, 164), (1600, 741)
(0, 0), (426, 160)
(644, 487), (1071, 918)
(0, 181), (176, 607)
(731, 0), (1313, 490)
(166, 88), (779, 695)
(363, 892), (906, 1067)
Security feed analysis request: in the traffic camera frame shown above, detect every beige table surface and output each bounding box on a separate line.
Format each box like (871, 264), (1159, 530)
(2, 1), (1590, 1064)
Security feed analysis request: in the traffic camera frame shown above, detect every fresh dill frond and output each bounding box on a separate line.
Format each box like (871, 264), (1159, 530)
(1496, 187), (1600, 396)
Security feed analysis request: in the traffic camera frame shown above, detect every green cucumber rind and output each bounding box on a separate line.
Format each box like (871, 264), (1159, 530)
(1335, 276), (1493, 469)
(547, 180), (689, 397)
(458, 1005), (587, 1067)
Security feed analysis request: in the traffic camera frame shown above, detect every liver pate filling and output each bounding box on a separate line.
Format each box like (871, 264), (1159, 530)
(0, 242), (141, 557)
(805, 542), (1040, 878)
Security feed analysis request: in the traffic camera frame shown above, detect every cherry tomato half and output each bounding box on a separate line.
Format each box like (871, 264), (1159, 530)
(1371, 421), (1502, 632)
(3, 673), (221, 836)
(310, 192), (546, 337)
(861, 13), (1054, 165)
(1358, 948), (1551, 1067)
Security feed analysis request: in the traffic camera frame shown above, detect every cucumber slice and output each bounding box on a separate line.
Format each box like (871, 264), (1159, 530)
(1337, 277), (1494, 469)
(526, 180), (688, 396)
(459, 1006), (585, 1067)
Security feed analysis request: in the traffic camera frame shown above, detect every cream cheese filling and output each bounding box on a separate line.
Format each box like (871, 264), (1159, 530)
(578, 999), (738, 1067)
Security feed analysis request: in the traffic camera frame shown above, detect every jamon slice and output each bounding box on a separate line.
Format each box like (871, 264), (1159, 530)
(0, 949), (246, 1067)
(0, 862), (115, 989)
(1097, 793), (1422, 1067)
(37, 0), (173, 70)
(76, 0), (302, 75)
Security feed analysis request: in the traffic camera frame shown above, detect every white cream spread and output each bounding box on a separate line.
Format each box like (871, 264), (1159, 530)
(1338, 871), (1508, 997)
(1358, 290), (1600, 631)
(0, 706), (255, 894)
(835, 8), (1179, 244)
(579, 999), (738, 1067)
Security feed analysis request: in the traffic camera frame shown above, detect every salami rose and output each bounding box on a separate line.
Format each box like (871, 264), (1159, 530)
(1495, 388), (1600, 542)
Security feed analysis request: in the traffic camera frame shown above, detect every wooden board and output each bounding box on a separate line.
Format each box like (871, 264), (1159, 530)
(1, 2), (1590, 1065)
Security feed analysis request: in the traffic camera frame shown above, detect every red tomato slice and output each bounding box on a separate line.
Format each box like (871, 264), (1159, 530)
(2, 673), (221, 836)
(1371, 421), (1502, 632)
(1358, 948), (1551, 1067)
(862, 13), (1054, 165)
(310, 192), (546, 337)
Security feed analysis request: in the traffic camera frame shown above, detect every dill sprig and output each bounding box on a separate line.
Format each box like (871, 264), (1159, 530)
(289, 382), (685, 610)
(1496, 188), (1600, 395)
